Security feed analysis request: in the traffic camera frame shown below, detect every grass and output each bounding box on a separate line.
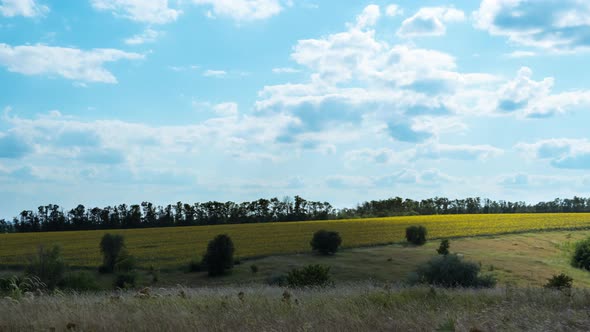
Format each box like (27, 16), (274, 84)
(1, 285), (590, 331)
(2, 213), (590, 269)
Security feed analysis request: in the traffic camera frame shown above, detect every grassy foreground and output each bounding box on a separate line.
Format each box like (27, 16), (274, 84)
(1, 285), (589, 331)
(2, 213), (590, 268)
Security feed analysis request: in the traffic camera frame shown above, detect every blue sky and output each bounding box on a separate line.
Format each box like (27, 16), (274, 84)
(2, 0), (590, 218)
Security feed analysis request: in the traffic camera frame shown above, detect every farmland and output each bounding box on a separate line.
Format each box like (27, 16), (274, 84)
(2, 213), (590, 269)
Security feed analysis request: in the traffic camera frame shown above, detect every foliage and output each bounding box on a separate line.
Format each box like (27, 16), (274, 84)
(437, 239), (450, 255)
(114, 272), (138, 289)
(266, 273), (287, 286)
(0, 275), (46, 299)
(188, 259), (203, 272)
(310, 230), (342, 255)
(250, 264), (258, 274)
(544, 273), (573, 290)
(203, 234), (235, 277)
(59, 271), (99, 291)
(25, 245), (66, 290)
(572, 237), (590, 270)
(114, 249), (137, 273)
(412, 254), (496, 288)
(286, 264), (332, 288)
(406, 226), (427, 245)
(99, 234), (125, 273)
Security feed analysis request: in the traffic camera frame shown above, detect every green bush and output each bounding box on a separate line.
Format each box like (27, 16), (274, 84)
(571, 238), (590, 270)
(310, 230), (342, 255)
(188, 259), (202, 272)
(266, 273), (287, 286)
(25, 245), (66, 290)
(286, 264), (332, 288)
(406, 226), (427, 245)
(60, 271), (99, 292)
(544, 273), (573, 290)
(99, 234), (125, 274)
(114, 272), (137, 289)
(412, 254), (496, 288)
(114, 250), (137, 273)
(203, 234), (235, 277)
(437, 239), (450, 255)
(250, 264), (259, 274)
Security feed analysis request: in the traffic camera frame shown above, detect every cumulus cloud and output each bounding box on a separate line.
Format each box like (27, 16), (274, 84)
(353, 4), (380, 29)
(0, 0), (48, 17)
(193, 0), (283, 21)
(124, 28), (163, 45)
(474, 0), (590, 52)
(517, 138), (590, 169)
(0, 43), (143, 83)
(91, 0), (181, 24)
(398, 6), (465, 37)
(385, 4), (402, 17)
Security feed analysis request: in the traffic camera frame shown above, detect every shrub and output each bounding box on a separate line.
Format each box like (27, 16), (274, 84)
(310, 230), (342, 255)
(286, 264), (331, 288)
(60, 271), (99, 291)
(188, 259), (203, 272)
(544, 273), (573, 290)
(266, 273), (287, 286)
(203, 234), (235, 277)
(571, 237), (590, 270)
(405, 226), (427, 245)
(413, 254), (496, 288)
(99, 234), (125, 274)
(250, 264), (259, 274)
(114, 272), (137, 289)
(25, 245), (66, 290)
(437, 239), (450, 255)
(114, 249), (137, 273)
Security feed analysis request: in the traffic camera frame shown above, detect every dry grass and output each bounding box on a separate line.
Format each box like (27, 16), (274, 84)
(2, 213), (590, 269)
(1, 285), (589, 331)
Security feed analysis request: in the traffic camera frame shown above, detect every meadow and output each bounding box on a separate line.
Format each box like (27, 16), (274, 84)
(2, 213), (590, 269)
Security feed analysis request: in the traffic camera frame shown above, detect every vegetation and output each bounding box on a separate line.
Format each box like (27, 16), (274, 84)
(24, 245), (66, 290)
(5, 195), (590, 234)
(286, 264), (332, 288)
(3, 214), (590, 268)
(572, 237), (590, 270)
(406, 226), (427, 245)
(437, 239), (450, 255)
(1, 286), (590, 331)
(544, 273), (573, 290)
(59, 271), (99, 292)
(203, 234), (235, 276)
(310, 230), (342, 255)
(99, 234), (125, 273)
(412, 254), (496, 288)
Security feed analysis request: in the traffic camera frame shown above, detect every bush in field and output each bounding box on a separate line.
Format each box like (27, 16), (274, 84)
(114, 249), (137, 273)
(412, 254), (496, 288)
(250, 264), (259, 274)
(60, 271), (99, 291)
(544, 273), (573, 290)
(203, 234), (235, 277)
(405, 226), (427, 245)
(99, 234), (125, 273)
(310, 230), (342, 255)
(114, 272), (137, 289)
(188, 258), (203, 272)
(571, 238), (590, 270)
(437, 239), (450, 255)
(266, 273), (287, 286)
(286, 264), (332, 288)
(25, 245), (66, 290)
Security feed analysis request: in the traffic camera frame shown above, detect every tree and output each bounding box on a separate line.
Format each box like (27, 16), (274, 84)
(99, 233), (125, 273)
(406, 226), (427, 245)
(310, 230), (342, 255)
(572, 237), (590, 270)
(25, 245), (66, 290)
(413, 254), (496, 288)
(202, 234), (235, 276)
(437, 239), (450, 255)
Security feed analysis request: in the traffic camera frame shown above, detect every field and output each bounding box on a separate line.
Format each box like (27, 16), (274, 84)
(2, 213), (590, 269)
(1, 285), (590, 331)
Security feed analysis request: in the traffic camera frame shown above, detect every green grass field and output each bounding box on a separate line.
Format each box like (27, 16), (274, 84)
(2, 213), (590, 269)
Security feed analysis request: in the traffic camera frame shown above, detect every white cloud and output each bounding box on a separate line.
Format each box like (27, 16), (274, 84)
(385, 4), (402, 17)
(516, 138), (590, 169)
(91, 0), (181, 24)
(124, 28), (163, 45)
(506, 50), (536, 58)
(398, 6), (465, 37)
(473, 0), (590, 52)
(203, 69), (227, 78)
(0, 0), (47, 17)
(272, 67), (300, 74)
(192, 0), (283, 21)
(354, 4), (380, 30)
(0, 43), (143, 83)
(213, 102), (239, 117)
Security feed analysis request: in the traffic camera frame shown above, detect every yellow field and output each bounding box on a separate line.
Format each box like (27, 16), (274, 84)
(1, 213), (590, 268)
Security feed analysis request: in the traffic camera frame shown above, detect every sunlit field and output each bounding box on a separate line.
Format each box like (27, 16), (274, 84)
(2, 213), (590, 269)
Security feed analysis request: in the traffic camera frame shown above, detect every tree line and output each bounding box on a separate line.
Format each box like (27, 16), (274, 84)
(2, 195), (590, 233)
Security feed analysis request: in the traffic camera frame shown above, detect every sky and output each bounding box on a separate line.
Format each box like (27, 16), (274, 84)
(2, 0), (590, 218)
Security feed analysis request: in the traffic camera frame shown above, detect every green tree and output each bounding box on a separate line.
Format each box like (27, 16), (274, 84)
(25, 245), (66, 290)
(310, 230), (342, 255)
(99, 233), (125, 273)
(203, 234), (235, 276)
